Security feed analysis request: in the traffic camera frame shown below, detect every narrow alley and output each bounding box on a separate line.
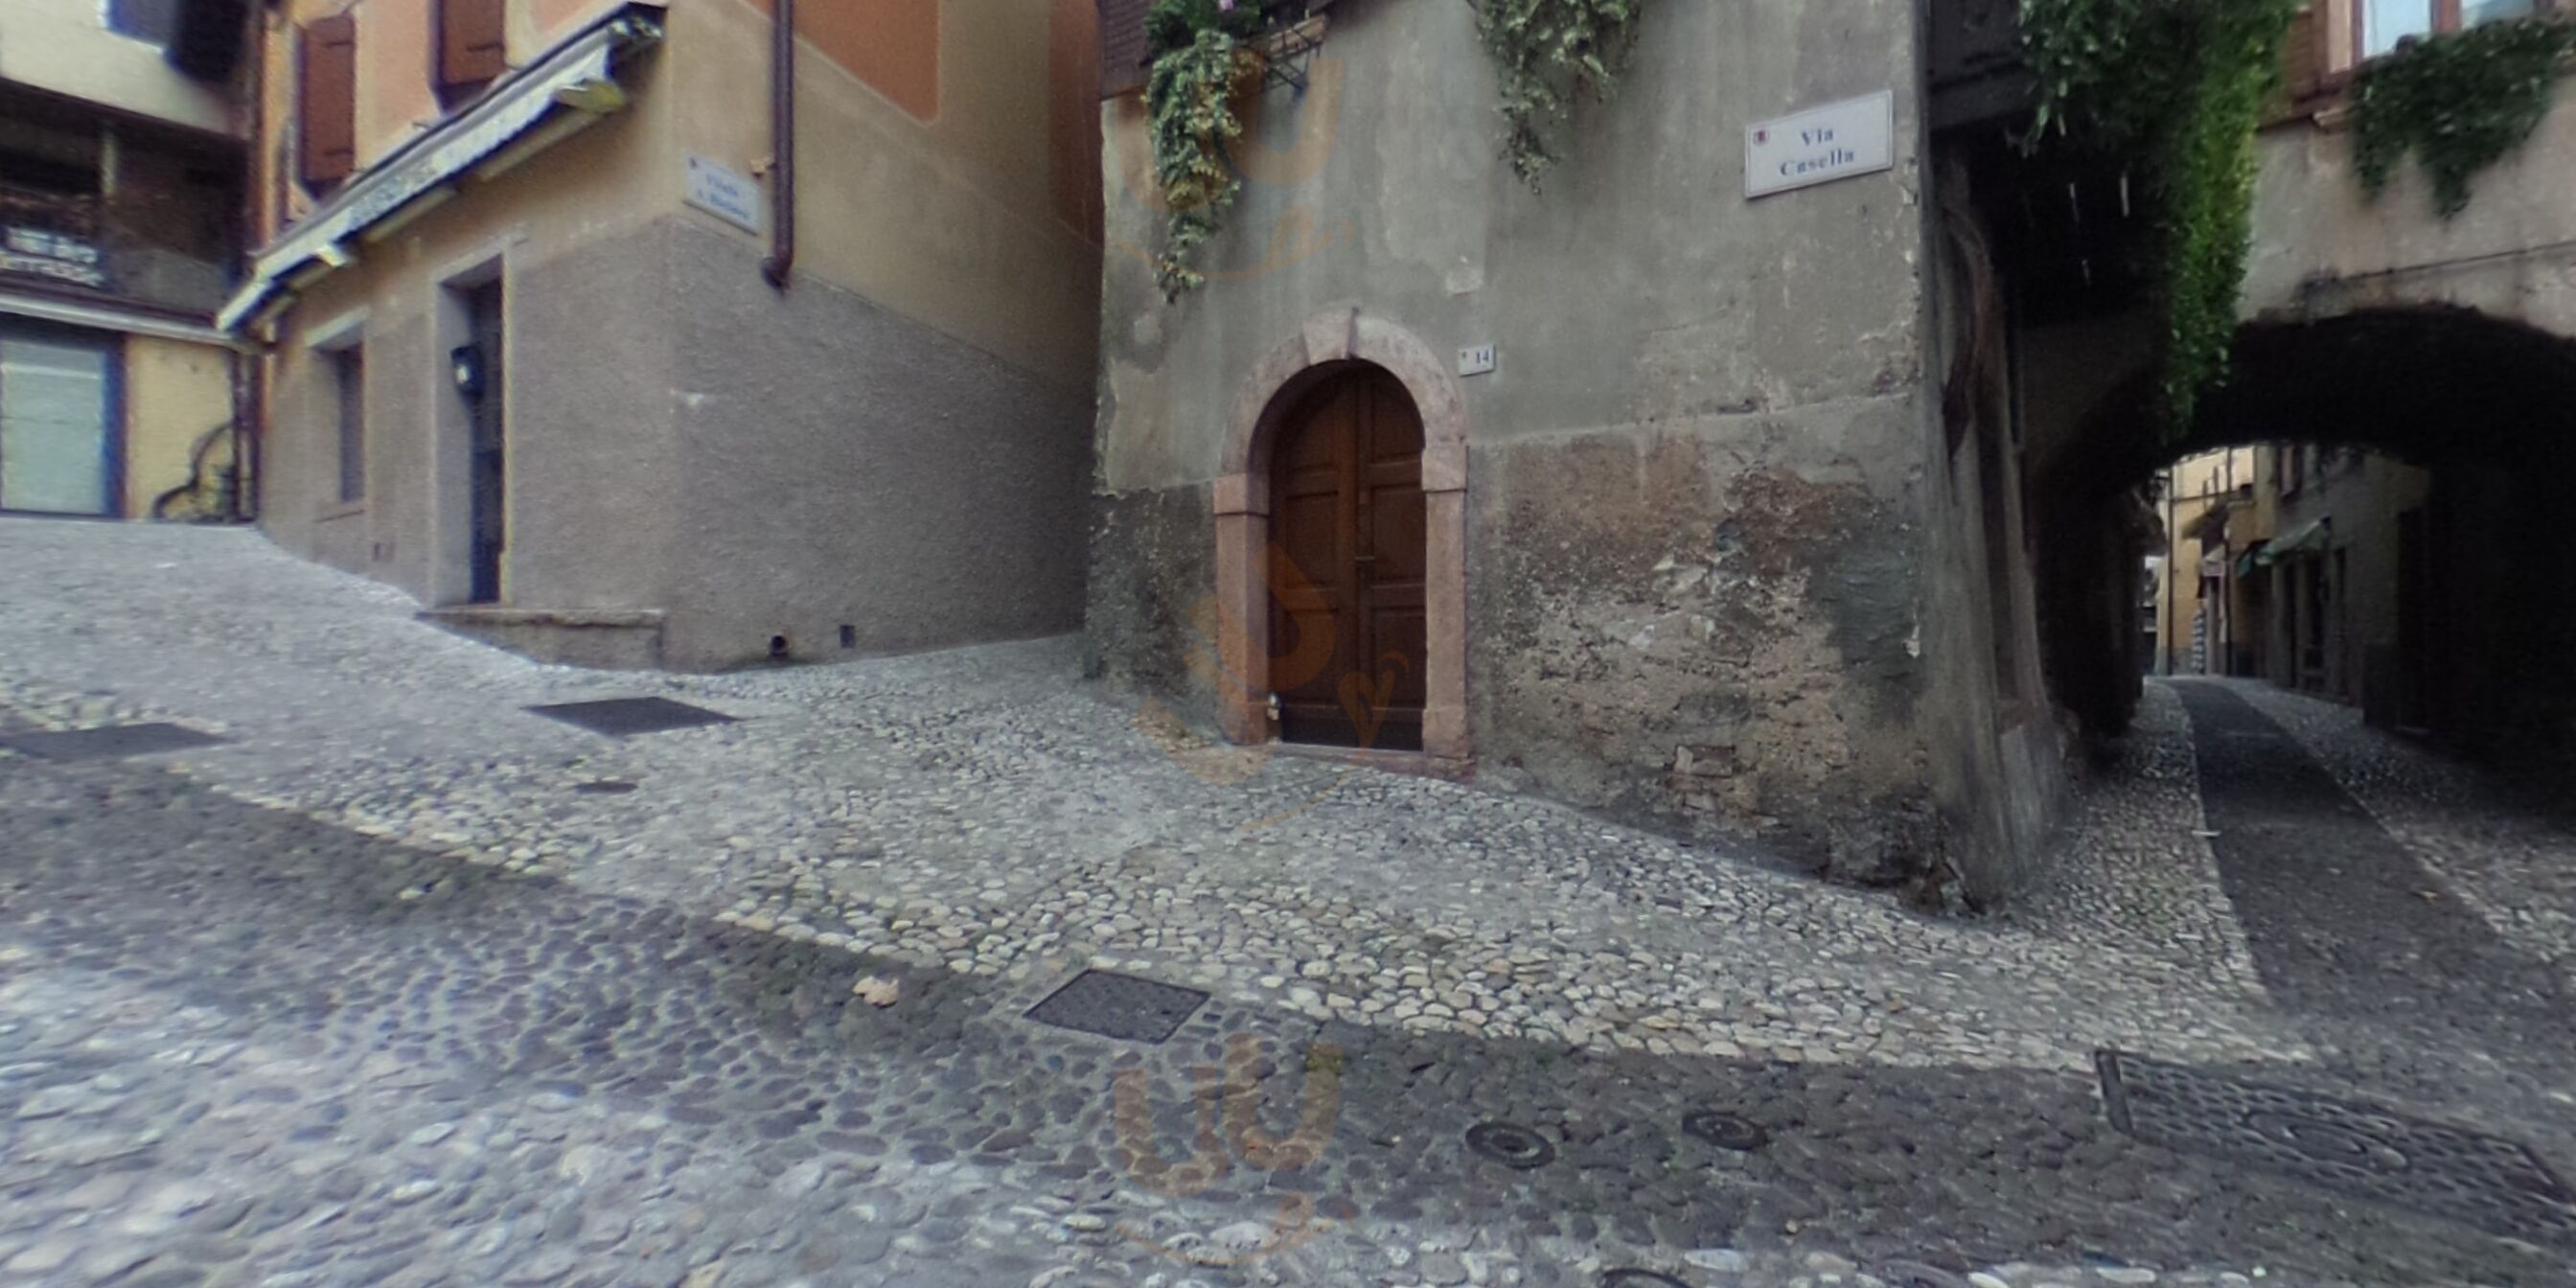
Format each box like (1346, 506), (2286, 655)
(2, 521), (2571, 1288)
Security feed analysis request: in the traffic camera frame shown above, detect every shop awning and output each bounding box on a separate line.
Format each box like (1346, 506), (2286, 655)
(217, 5), (663, 334)
(2254, 518), (2332, 566)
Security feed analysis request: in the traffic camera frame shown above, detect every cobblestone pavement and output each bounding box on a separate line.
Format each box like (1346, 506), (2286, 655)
(1, 520), (2572, 1287)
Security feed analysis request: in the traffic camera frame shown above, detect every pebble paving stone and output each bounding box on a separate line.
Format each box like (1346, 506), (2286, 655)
(1, 519), (2573, 1286)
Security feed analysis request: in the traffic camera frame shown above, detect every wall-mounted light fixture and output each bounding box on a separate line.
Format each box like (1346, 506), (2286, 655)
(449, 344), (486, 399)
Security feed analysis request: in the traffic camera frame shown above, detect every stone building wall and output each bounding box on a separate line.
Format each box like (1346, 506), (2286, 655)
(1087, 0), (2053, 892)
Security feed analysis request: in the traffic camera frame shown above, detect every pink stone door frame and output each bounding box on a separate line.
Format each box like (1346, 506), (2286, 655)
(1213, 307), (1471, 768)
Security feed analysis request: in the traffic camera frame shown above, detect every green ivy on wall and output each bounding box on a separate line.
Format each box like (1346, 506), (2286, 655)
(2019, 0), (2301, 429)
(2352, 16), (2576, 218)
(1469, 0), (1647, 189)
(1144, 0), (1264, 296)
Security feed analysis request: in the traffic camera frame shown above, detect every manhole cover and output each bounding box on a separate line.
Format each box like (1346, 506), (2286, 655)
(1024, 970), (1208, 1044)
(2097, 1050), (2576, 1236)
(572, 780), (638, 794)
(1682, 1110), (1769, 1151)
(1464, 1121), (1555, 1169)
(0, 723), (227, 762)
(527, 698), (737, 738)
(1600, 1271), (1690, 1288)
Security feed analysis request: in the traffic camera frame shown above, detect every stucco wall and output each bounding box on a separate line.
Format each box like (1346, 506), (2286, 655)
(0, 0), (242, 137)
(1089, 0), (1952, 883)
(2246, 82), (2576, 333)
(257, 1), (1098, 670)
(260, 41), (680, 596)
(122, 335), (237, 518)
(670, 0), (1102, 390)
(661, 220), (1091, 669)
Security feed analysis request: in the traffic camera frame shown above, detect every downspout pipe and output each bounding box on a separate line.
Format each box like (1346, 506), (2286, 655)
(760, 0), (794, 290)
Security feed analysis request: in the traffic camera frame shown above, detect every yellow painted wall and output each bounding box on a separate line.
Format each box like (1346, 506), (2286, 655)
(0, 0), (242, 137)
(123, 336), (237, 518)
(669, 0), (1100, 389)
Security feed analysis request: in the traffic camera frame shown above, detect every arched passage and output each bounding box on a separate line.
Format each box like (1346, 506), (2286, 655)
(2032, 307), (2576, 768)
(1214, 308), (1469, 767)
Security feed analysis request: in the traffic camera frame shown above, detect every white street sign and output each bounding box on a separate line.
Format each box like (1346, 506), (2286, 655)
(1745, 90), (1896, 199)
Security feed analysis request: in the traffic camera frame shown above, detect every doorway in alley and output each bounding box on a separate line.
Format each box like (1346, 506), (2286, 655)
(460, 281), (505, 604)
(1269, 365), (1426, 751)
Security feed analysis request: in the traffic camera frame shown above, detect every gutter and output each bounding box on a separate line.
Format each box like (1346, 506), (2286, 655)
(761, 0), (795, 289)
(217, 4), (665, 334)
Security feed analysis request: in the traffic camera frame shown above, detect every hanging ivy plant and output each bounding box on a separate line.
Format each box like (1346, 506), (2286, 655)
(1144, 0), (1265, 296)
(2352, 16), (2576, 218)
(2018, 0), (2301, 429)
(1469, 0), (1648, 189)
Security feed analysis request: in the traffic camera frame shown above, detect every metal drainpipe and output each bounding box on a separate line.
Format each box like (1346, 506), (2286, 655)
(760, 0), (795, 290)
(235, 0), (267, 522)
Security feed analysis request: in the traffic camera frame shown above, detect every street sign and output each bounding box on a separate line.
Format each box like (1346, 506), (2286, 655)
(684, 154), (764, 235)
(1745, 90), (1896, 199)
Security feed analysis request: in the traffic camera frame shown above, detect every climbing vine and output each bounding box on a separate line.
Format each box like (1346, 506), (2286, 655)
(1469, 0), (1648, 189)
(2018, 0), (2301, 428)
(1144, 0), (1264, 296)
(2352, 16), (2576, 218)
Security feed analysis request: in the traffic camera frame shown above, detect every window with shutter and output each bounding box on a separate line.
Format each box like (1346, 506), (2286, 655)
(1098, 0), (1152, 98)
(298, 14), (358, 191)
(438, 0), (509, 95)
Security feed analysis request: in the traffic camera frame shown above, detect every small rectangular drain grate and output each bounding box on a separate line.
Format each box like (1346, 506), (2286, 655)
(527, 697), (737, 738)
(1025, 970), (1208, 1044)
(0, 723), (228, 762)
(2098, 1050), (2576, 1238)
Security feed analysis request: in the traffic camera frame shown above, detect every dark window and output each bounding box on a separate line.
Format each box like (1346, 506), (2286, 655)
(298, 14), (358, 190)
(105, 0), (184, 46)
(0, 151), (101, 200)
(333, 345), (364, 503)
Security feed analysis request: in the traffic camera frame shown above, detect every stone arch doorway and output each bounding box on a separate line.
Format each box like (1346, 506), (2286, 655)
(1215, 309), (1469, 768)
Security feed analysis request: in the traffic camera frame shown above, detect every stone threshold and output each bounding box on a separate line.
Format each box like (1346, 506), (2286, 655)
(1270, 740), (1473, 782)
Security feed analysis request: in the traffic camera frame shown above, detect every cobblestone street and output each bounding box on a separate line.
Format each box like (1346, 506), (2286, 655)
(4, 520), (2573, 1287)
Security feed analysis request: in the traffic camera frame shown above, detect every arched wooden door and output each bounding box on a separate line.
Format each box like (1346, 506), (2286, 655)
(1270, 366), (1427, 750)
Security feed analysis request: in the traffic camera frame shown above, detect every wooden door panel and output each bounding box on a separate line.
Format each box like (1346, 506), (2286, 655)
(1270, 366), (1428, 749)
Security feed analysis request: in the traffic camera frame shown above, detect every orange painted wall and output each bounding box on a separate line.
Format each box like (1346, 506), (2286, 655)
(1047, 0), (1101, 242)
(744, 0), (939, 122)
(356, 0), (442, 168)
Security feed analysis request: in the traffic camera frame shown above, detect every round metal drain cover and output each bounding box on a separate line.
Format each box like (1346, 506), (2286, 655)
(1464, 1121), (1555, 1169)
(1683, 1110), (1769, 1151)
(1600, 1271), (1690, 1288)
(573, 780), (638, 795)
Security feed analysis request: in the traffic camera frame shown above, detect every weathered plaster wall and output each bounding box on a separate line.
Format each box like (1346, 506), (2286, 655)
(121, 335), (237, 518)
(0, 0), (242, 137)
(1090, 0), (1955, 883)
(2245, 87), (2576, 332)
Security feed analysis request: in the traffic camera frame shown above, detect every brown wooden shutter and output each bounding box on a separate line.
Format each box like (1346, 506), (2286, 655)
(439, 0), (509, 90)
(2280, 3), (2324, 103)
(298, 13), (358, 189)
(1098, 0), (1151, 98)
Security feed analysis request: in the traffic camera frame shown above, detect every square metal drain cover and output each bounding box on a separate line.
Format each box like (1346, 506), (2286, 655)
(1025, 970), (1208, 1044)
(2098, 1050), (2576, 1237)
(527, 697), (737, 738)
(0, 723), (228, 762)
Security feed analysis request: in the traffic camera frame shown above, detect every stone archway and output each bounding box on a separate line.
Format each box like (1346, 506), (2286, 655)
(1213, 307), (1470, 769)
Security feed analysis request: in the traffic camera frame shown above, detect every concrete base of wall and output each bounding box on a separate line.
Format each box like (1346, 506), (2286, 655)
(419, 607), (666, 670)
